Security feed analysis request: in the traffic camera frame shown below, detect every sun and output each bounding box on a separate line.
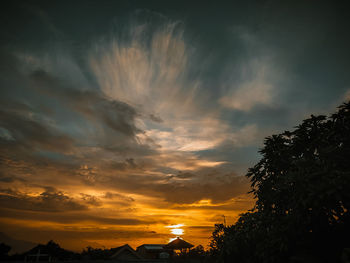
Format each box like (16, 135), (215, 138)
(171, 228), (184, 235)
(166, 224), (185, 236)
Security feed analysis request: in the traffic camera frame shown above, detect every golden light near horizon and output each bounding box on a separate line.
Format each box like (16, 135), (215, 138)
(170, 228), (184, 235)
(166, 224), (184, 236)
(166, 224), (184, 228)
(168, 237), (179, 243)
(165, 224), (185, 243)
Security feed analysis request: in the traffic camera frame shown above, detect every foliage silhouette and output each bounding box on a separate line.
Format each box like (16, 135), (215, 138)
(81, 246), (114, 260)
(211, 102), (350, 263)
(0, 243), (11, 261)
(22, 240), (80, 261)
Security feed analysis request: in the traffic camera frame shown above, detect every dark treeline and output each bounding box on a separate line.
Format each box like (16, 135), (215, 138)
(209, 102), (350, 263)
(0, 241), (80, 261)
(0, 240), (212, 262)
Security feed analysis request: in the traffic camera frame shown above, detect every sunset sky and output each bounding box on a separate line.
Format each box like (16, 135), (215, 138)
(1, 0), (350, 252)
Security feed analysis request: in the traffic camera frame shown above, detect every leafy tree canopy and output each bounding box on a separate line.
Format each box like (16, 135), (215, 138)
(211, 102), (350, 263)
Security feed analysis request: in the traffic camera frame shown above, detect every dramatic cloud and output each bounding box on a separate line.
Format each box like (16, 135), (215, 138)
(0, 188), (87, 212)
(1, 1), (349, 251)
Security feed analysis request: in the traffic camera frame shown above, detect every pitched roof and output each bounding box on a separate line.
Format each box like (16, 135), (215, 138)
(164, 237), (194, 249)
(110, 244), (142, 260)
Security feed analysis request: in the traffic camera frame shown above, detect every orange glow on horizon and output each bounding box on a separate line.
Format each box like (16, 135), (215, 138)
(0, 193), (254, 251)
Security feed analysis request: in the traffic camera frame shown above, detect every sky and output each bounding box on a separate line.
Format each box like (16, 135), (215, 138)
(1, 0), (350, 252)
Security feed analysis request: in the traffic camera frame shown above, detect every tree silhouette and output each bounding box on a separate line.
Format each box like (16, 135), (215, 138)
(22, 240), (80, 261)
(0, 243), (11, 260)
(211, 102), (350, 263)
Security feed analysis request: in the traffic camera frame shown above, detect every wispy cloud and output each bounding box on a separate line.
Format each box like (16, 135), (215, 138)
(218, 27), (282, 112)
(219, 59), (276, 111)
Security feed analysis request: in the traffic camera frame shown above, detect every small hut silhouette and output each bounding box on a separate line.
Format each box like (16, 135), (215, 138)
(164, 237), (193, 253)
